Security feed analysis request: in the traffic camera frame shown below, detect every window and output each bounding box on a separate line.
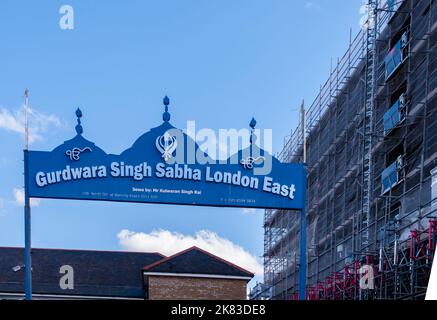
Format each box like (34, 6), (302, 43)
(381, 157), (403, 194)
(383, 94), (406, 135)
(385, 41), (403, 79)
(385, 32), (409, 80)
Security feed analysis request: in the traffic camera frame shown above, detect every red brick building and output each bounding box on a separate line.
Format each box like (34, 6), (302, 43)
(0, 246), (253, 300)
(143, 246), (253, 300)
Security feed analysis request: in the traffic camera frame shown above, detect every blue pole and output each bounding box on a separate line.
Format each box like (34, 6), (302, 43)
(298, 165), (307, 300)
(24, 149), (32, 300)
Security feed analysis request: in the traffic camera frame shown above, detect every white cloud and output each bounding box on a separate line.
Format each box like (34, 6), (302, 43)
(117, 229), (263, 276)
(359, 0), (377, 30)
(305, 2), (320, 10)
(0, 106), (61, 144)
(13, 188), (41, 207)
(242, 208), (261, 215)
(0, 198), (5, 216)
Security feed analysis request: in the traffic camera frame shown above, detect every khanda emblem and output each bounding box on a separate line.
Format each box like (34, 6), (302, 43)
(155, 131), (178, 162)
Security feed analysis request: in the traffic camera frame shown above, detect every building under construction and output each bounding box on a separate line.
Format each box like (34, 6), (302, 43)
(262, 0), (437, 300)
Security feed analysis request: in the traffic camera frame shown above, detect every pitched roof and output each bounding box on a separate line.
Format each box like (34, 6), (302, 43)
(143, 246), (254, 278)
(0, 247), (164, 298)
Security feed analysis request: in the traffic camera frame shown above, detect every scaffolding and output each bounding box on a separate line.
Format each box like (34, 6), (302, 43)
(263, 0), (437, 300)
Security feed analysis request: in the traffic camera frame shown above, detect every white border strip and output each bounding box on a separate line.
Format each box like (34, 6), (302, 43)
(143, 272), (252, 280)
(426, 253), (437, 300)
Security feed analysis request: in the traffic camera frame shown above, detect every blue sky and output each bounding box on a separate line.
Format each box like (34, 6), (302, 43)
(0, 0), (363, 284)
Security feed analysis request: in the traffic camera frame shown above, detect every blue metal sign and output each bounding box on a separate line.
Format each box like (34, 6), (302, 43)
(23, 96), (308, 301)
(27, 99), (305, 210)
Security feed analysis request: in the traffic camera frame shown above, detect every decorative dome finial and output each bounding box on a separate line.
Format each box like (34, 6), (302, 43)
(162, 95), (170, 122)
(75, 108), (83, 135)
(250, 117), (257, 144)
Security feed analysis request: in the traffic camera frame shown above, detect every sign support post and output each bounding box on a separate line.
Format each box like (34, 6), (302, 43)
(298, 165), (307, 300)
(24, 89), (32, 300)
(24, 149), (32, 300)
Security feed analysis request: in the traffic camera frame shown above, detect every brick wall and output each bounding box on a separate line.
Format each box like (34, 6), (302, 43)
(147, 275), (248, 300)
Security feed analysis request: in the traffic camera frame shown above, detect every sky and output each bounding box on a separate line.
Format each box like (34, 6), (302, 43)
(0, 0), (364, 286)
